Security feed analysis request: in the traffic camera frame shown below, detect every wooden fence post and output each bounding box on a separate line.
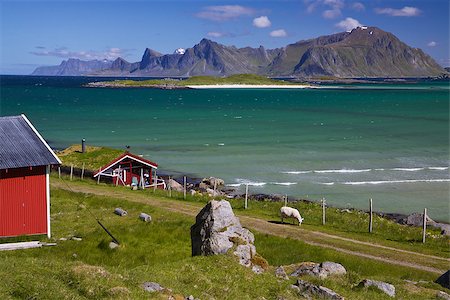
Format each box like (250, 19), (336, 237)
(322, 198), (326, 225)
(183, 176), (186, 200)
(422, 208), (427, 243)
(284, 194), (288, 206)
(58, 166), (61, 179)
(369, 198), (373, 233)
(81, 163), (85, 180)
(168, 176), (172, 197)
(70, 164), (73, 181)
(244, 184), (249, 209)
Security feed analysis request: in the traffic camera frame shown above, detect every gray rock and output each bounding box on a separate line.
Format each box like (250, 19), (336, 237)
(191, 200), (257, 268)
(275, 266), (289, 280)
(142, 282), (164, 292)
(168, 179), (183, 192)
(291, 262), (346, 279)
(252, 265), (264, 274)
(206, 188), (222, 197)
(109, 242), (119, 249)
(437, 291), (450, 300)
(293, 279), (344, 300)
(406, 213), (434, 227)
(71, 237), (82, 241)
(320, 261), (347, 276)
(358, 279), (395, 297)
(139, 212), (152, 222)
(114, 208), (127, 217)
(185, 295), (195, 300)
(436, 270), (450, 289)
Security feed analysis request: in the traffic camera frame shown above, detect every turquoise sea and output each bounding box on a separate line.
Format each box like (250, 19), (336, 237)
(1, 76), (449, 221)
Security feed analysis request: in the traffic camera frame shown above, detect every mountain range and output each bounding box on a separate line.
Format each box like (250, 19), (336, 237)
(31, 27), (445, 78)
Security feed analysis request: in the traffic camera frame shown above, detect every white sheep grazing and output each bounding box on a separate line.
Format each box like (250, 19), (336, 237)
(280, 206), (304, 225)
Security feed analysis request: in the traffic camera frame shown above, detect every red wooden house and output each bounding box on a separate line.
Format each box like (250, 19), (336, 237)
(93, 152), (165, 189)
(0, 114), (61, 238)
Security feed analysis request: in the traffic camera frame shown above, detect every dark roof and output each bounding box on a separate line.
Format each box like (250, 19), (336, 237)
(0, 115), (61, 169)
(94, 152), (158, 177)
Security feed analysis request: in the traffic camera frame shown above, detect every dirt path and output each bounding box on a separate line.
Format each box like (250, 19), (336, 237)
(51, 180), (449, 274)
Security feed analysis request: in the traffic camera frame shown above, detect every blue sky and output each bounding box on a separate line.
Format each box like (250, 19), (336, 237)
(0, 0), (448, 74)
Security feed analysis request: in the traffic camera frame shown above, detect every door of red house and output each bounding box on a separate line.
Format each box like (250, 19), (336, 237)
(0, 167), (48, 237)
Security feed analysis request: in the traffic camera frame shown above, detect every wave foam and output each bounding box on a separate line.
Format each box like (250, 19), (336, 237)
(428, 166), (449, 170)
(270, 182), (297, 186)
(314, 169), (372, 174)
(282, 171), (312, 174)
(343, 179), (450, 185)
(391, 167), (424, 171)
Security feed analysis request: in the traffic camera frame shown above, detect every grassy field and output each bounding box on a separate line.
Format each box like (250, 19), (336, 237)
(55, 146), (450, 258)
(93, 74), (300, 87)
(0, 187), (447, 299)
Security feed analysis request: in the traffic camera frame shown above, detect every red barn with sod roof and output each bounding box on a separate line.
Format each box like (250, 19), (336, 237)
(0, 115), (61, 238)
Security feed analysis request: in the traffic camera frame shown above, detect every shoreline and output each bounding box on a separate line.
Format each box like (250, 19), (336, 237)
(185, 84), (316, 89)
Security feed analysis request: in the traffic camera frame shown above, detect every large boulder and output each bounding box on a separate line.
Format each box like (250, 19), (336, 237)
(358, 279), (395, 297)
(190, 200), (259, 269)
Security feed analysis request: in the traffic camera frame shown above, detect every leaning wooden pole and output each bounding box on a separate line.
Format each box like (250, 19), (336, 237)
(81, 162), (85, 180)
(322, 198), (326, 225)
(244, 184), (249, 209)
(168, 176), (172, 197)
(183, 176), (187, 200)
(369, 198), (373, 233)
(422, 208), (427, 243)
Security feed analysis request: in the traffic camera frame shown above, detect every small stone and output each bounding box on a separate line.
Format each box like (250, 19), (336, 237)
(72, 253), (78, 258)
(139, 213), (152, 222)
(72, 237), (82, 241)
(437, 291), (450, 300)
(293, 279), (344, 300)
(252, 265), (264, 274)
(109, 242), (119, 249)
(275, 266), (289, 280)
(142, 282), (164, 292)
(185, 295), (195, 300)
(320, 262), (347, 276)
(358, 279), (395, 297)
(59, 237), (67, 241)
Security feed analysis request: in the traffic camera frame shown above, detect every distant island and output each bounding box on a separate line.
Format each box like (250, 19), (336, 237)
(32, 26), (446, 78)
(86, 74), (312, 89)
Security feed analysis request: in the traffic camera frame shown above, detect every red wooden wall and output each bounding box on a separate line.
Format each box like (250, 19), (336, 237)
(0, 166), (48, 237)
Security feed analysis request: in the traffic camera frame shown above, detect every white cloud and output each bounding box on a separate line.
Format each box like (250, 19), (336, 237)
(270, 29), (287, 37)
(427, 41), (437, 47)
(207, 32), (226, 38)
(196, 5), (254, 21)
(352, 2), (365, 11)
(335, 17), (363, 31)
(253, 16), (271, 28)
(305, 0), (343, 19)
(323, 8), (341, 19)
(30, 47), (130, 60)
(375, 6), (421, 17)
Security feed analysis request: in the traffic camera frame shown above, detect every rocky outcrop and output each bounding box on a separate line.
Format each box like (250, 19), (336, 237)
(437, 291), (450, 300)
(358, 279), (395, 297)
(291, 261), (347, 279)
(275, 266), (289, 280)
(190, 200), (262, 270)
(291, 279), (344, 300)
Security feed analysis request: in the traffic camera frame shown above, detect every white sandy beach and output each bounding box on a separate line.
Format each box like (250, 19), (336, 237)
(186, 84), (320, 89)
